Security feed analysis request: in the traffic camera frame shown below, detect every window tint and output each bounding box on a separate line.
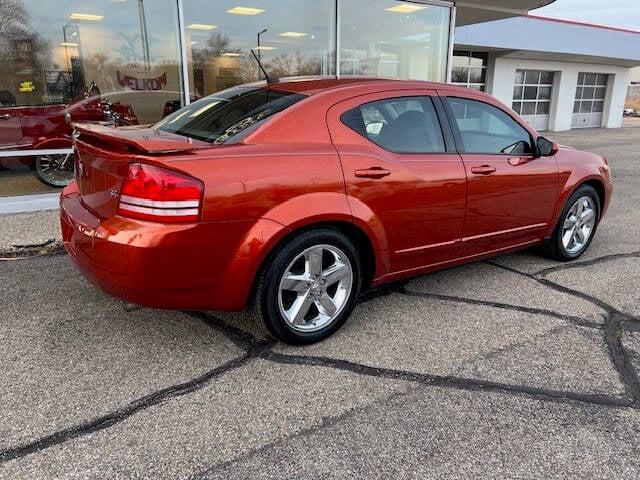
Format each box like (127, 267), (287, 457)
(446, 97), (533, 155)
(155, 86), (306, 144)
(341, 97), (445, 153)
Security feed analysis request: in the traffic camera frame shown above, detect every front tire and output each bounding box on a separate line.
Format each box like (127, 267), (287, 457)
(254, 228), (362, 345)
(542, 185), (600, 261)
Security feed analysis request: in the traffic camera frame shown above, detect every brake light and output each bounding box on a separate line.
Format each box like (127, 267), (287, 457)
(118, 163), (203, 223)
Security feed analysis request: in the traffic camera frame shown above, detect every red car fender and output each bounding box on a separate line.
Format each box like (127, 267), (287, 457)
(343, 195), (391, 282)
(213, 192), (390, 310)
(544, 166), (610, 239)
(32, 136), (72, 150)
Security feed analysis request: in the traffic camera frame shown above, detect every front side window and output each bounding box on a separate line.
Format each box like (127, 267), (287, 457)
(446, 97), (533, 155)
(341, 97), (445, 153)
(155, 86), (306, 144)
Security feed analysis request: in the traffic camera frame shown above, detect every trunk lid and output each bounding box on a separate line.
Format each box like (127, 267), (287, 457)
(73, 123), (210, 219)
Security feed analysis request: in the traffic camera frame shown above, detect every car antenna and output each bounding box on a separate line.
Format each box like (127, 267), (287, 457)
(250, 49), (279, 85)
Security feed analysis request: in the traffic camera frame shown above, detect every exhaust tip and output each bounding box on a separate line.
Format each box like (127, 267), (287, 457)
(120, 300), (143, 312)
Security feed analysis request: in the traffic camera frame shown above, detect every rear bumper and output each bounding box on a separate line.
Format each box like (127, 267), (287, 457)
(60, 183), (278, 311)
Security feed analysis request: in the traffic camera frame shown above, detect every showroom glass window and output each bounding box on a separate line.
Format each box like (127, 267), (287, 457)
(0, 0), (182, 197)
(451, 51), (487, 91)
(181, 0), (336, 98)
(339, 0), (450, 82)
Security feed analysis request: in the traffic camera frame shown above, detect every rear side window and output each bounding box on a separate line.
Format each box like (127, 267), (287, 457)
(445, 97), (533, 154)
(341, 97), (446, 153)
(155, 86), (307, 144)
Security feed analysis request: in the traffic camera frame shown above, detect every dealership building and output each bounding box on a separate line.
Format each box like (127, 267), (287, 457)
(454, 15), (640, 131)
(1, 0), (639, 213)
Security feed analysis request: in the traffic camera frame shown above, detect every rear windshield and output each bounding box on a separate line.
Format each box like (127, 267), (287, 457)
(154, 86), (306, 144)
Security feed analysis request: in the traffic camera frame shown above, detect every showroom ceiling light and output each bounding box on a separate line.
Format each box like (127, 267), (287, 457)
(222, 52), (243, 56)
(227, 6), (265, 15)
(68, 13), (104, 21)
(278, 32), (309, 38)
(187, 23), (217, 30)
(385, 4), (427, 13)
(60, 42), (78, 47)
(253, 45), (276, 50)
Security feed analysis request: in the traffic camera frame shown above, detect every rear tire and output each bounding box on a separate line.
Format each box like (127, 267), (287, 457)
(541, 185), (600, 261)
(253, 228), (362, 345)
(32, 153), (75, 188)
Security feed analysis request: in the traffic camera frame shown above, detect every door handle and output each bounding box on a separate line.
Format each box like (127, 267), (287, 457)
(470, 165), (496, 175)
(0, 114), (10, 120)
(354, 167), (391, 179)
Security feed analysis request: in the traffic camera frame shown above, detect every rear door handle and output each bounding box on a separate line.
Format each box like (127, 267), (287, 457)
(470, 165), (496, 175)
(355, 167), (391, 179)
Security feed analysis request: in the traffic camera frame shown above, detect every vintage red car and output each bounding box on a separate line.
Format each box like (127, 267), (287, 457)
(0, 83), (138, 187)
(60, 78), (612, 344)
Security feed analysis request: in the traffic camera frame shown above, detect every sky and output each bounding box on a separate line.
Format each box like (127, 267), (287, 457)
(534, 0), (640, 31)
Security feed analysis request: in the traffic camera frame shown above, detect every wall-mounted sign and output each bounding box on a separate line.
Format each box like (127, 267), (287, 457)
(116, 63), (167, 91)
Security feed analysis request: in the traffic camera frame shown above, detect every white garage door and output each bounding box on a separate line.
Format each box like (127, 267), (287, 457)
(512, 69), (554, 131)
(572, 73), (608, 129)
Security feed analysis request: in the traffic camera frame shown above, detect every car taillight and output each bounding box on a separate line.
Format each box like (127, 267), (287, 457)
(118, 163), (203, 223)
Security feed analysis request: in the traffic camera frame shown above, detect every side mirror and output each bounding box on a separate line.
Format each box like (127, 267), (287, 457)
(536, 136), (559, 157)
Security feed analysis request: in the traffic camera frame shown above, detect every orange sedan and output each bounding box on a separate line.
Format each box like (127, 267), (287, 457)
(60, 78), (612, 344)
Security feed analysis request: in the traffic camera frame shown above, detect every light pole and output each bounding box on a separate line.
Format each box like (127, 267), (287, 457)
(138, 0), (151, 70)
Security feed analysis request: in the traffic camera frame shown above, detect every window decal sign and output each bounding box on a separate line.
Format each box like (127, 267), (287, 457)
(116, 63), (167, 91)
(19, 80), (35, 92)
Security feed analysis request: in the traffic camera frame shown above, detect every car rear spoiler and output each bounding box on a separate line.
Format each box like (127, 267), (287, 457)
(72, 123), (211, 155)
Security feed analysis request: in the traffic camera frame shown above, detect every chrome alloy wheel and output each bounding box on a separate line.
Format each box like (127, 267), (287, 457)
(278, 244), (353, 333)
(35, 153), (75, 187)
(562, 196), (597, 254)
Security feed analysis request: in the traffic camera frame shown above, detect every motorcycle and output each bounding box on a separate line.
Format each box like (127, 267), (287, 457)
(0, 82), (138, 188)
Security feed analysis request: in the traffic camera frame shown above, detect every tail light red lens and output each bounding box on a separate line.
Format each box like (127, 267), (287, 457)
(118, 163), (203, 223)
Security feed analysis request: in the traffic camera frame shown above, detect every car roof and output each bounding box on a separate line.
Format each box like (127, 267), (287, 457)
(241, 76), (475, 96)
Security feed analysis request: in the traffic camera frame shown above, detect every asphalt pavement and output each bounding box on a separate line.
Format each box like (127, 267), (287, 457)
(1, 124), (639, 479)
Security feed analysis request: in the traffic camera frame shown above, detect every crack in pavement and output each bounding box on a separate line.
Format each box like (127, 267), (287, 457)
(0, 340), (272, 464)
(2, 250), (639, 465)
(259, 350), (632, 409)
(189, 388), (417, 479)
(485, 259), (635, 320)
(534, 251), (640, 278)
(485, 259), (640, 408)
(185, 311), (259, 350)
(0, 242), (65, 261)
(399, 288), (601, 329)
(456, 324), (574, 368)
